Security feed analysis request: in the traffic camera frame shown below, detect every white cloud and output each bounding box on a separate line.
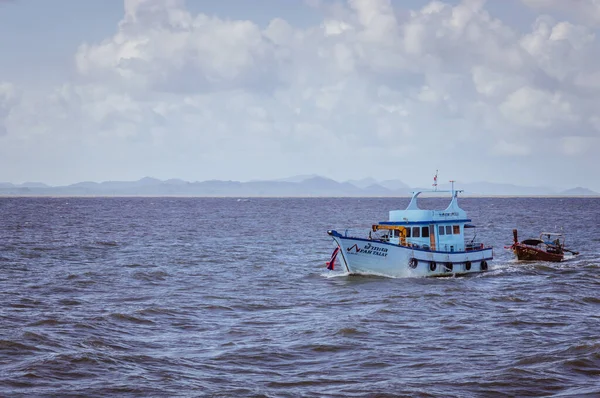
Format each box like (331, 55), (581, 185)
(322, 19), (353, 37)
(76, 0), (279, 93)
(499, 86), (578, 129)
(349, 0), (400, 44)
(1, 0), (600, 188)
(521, 0), (600, 26)
(520, 16), (597, 82)
(471, 66), (528, 98)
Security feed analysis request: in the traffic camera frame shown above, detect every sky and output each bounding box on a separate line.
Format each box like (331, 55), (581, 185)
(1, 0), (600, 190)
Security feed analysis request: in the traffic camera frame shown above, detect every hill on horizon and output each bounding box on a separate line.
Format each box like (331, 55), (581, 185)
(0, 176), (598, 197)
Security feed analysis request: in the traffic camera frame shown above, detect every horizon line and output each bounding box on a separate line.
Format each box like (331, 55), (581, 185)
(0, 175), (594, 191)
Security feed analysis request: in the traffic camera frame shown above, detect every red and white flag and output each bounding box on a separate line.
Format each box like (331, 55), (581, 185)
(326, 247), (340, 270)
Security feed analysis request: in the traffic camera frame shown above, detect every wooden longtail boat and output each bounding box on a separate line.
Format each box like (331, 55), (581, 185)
(510, 229), (577, 262)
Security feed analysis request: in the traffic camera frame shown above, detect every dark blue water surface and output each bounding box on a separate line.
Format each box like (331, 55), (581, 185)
(1, 197), (599, 397)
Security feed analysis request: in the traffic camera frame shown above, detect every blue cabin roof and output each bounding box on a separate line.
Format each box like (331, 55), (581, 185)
(381, 190), (470, 226)
(368, 187), (483, 252)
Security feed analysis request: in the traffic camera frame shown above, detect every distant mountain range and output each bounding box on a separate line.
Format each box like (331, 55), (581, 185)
(0, 176), (597, 197)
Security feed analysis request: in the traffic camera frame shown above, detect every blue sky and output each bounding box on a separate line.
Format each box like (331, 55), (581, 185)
(1, 0), (599, 190)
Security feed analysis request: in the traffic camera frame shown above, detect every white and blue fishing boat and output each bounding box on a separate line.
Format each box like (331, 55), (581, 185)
(326, 181), (493, 277)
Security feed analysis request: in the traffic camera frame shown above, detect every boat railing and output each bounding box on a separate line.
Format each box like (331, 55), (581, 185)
(342, 229), (369, 239)
(466, 242), (485, 251)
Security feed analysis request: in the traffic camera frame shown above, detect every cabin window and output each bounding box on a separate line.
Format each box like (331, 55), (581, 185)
(422, 226), (430, 237)
(438, 225), (445, 235)
(412, 227), (420, 238)
(445, 225), (452, 235)
(406, 228), (411, 238)
(453, 225), (460, 234)
(393, 230), (400, 238)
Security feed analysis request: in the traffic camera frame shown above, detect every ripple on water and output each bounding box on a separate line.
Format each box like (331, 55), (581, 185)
(108, 313), (155, 325)
(0, 340), (41, 355)
(132, 270), (169, 282)
(27, 319), (62, 327)
(335, 327), (367, 337)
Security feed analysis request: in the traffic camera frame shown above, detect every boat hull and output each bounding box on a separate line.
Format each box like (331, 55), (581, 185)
(512, 244), (563, 262)
(329, 231), (493, 277)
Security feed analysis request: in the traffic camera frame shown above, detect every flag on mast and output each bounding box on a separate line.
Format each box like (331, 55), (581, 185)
(432, 170), (438, 191)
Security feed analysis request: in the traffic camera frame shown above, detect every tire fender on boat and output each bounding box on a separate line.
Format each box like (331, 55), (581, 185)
(481, 260), (488, 271)
(408, 258), (418, 269)
(465, 261), (471, 271)
(444, 262), (453, 272)
(429, 262), (437, 272)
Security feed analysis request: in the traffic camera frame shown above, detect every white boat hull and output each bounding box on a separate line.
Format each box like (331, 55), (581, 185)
(329, 231), (493, 277)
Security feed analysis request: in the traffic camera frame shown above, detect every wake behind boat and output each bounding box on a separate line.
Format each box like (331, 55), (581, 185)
(326, 181), (493, 277)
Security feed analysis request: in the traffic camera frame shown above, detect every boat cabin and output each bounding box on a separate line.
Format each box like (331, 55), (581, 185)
(371, 190), (482, 252)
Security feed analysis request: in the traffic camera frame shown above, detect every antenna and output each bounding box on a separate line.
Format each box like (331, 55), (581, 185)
(449, 180), (455, 195)
(432, 170), (438, 191)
